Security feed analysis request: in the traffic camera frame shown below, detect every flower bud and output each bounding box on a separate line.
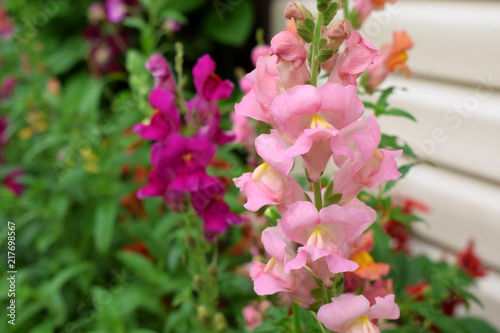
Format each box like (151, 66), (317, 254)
(197, 305), (211, 325)
(214, 312), (228, 332)
(326, 20), (352, 52)
(284, 2), (308, 20)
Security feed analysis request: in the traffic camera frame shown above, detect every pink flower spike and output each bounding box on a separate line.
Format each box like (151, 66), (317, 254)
(270, 31), (307, 69)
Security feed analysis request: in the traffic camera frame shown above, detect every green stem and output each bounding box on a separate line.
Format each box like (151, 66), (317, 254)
(342, 0), (349, 23)
(313, 180), (323, 211)
(310, 11), (324, 86)
(292, 302), (301, 333)
(310, 311), (327, 333)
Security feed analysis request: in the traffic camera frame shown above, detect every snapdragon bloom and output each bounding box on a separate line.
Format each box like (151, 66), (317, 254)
(331, 116), (401, 203)
(318, 294), (400, 333)
(355, 0), (397, 24)
(0, 8), (14, 39)
(366, 31), (414, 92)
(105, 0), (126, 23)
(327, 31), (378, 86)
(236, 32), (309, 124)
(133, 88), (180, 141)
(145, 55), (177, 92)
(250, 225), (318, 307)
(280, 201), (374, 281)
(271, 83), (364, 181)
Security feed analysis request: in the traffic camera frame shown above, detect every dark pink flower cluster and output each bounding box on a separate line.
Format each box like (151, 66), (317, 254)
(135, 54), (243, 239)
(0, 77), (24, 196)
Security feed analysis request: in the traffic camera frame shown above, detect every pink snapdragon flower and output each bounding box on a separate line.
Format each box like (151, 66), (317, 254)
(191, 178), (244, 239)
(88, 3), (106, 23)
(271, 83), (364, 181)
(0, 8), (14, 39)
(242, 300), (272, 330)
(105, 0), (127, 23)
(145, 55), (177, 93)
(280, 201), (373, 279)
(234, 130), (303, 212)
(250, 225), (318, 307)
(331, 116), (402, 203)
(3, 169), (24, 196)
(234, 163), (303, 213)
(251, 45), (271, 66)
(164, 18), (182, 33)
(355, 0), (397, 24)
(318, 294), (399, 333)
(152, 134), (217, 192)
(235, 41), (309, 124)
(328, 31), (378, 86)
(230, 113), (256, 150)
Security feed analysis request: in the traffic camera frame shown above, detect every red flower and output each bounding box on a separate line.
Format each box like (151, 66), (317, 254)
(122, 242), (151, 259)
(457, 241), (487, 278)
(406, 281), (429, 301)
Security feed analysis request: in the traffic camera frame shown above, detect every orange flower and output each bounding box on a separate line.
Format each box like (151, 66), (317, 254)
(350, 231), (390, 280)
(365, 31), (413, 92)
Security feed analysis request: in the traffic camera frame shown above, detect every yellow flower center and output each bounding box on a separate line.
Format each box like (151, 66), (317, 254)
(352, 251), (374, 267)
(388, 51), (408, 71)
(307, 229), (325, 248)
(251, 162), (269, 181)
(310, 115), (332, 129)
(182, 153), (193, 163)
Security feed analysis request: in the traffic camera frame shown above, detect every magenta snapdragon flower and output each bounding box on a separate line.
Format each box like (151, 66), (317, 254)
(105, 0), (127, 23)
(133, 88), (180, 141)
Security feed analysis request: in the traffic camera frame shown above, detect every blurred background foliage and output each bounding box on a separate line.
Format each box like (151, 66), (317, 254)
(0, 0), (265, 332)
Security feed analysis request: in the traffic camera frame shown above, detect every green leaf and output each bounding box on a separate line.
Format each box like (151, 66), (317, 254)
(383, 108), (417, 122)
(122, 17), (147, 31)
(375, 86), (395, 116)
(44, 38), (86, 75)
(458, 317), (499, 333)
(384, 163), (421, 193)
(324, 193), (342, 206)
(202, 0), (255, 47)
(162, 0), (205, 13)
(94, 200), (119, 254)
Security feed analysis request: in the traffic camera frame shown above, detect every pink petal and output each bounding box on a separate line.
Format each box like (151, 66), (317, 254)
(318, 294), (371, 332)
(368, 294), (400, 320)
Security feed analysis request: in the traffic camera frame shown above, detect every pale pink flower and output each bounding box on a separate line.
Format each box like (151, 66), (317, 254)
(250, 226), (317, 307)
(355, 0), (397, 24)
(318, 294), (400, 333)
(280, 201), (374, 278)
(242, 300), (272, 329)
(233, 163), (303, 213)
(230, 113), (256, 150)
(331, 116), (401, 203)
(270, 83), (364, 181)
(327, 31), (378, 86)
(251, 45), (271, 67)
